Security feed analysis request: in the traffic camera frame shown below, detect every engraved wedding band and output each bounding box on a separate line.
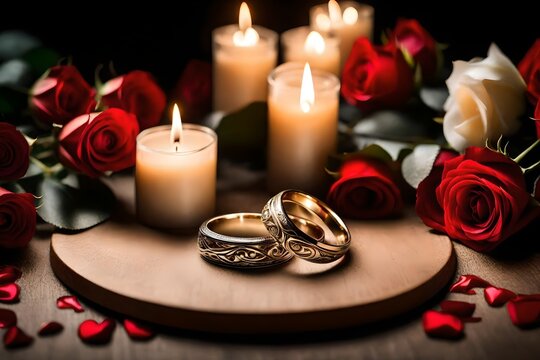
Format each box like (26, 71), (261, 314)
(262, 190), (351, 263)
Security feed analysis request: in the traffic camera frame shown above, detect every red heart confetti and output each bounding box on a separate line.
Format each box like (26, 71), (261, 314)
(3, 326), (33, 348)
(0, 308), (17, 329)
(0, 283), (20, 303)
(507, 294), (540, 327)
(484, 286), (517, 307)
(123, 319), (155, 341)
(78, 319), (116, 344)
(440, 300), (476, 318)
(422, 310), (464, 339)
(450, 274), (491, 294)
(38, 321), (64, 336)
(57, 295), (84, 312)
(0, 265), (21, 285)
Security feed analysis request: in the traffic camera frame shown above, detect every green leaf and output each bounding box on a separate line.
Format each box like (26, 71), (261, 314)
(401, 144), (441, 189)
(0, 31), (41, 61)
(0, 182), (25, 194)
(37, 177), (115, 230)
(419, 86), (449, 113)
(21, 47), (61, 77)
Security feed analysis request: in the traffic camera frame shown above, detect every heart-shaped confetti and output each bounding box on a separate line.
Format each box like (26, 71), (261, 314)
(0, 308), (17, 329)
(3, 326), (33, 348)
(0, 283), (20, 303)
(440, 300), (476, 318)
(450, 275), (491, 294)
(38, 321), (64, 336)
(0, 265), (21, 285)
(422, 310), (464, 339)
(507, 294), (540, 327)
(78, 319), (116, 344)
(123, 319), (155, 340)
(484, 286), (516, 307)
(57, 295), (84, 312)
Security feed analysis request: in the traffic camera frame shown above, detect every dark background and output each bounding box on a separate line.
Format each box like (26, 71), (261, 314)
(1, 0), (538, 92)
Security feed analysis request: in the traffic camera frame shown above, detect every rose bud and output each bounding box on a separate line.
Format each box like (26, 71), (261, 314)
(0, 187), (36, 249)
(172, 60), (212, 122)
(518, 39), (540, 105)
(0, 123), (30, 181)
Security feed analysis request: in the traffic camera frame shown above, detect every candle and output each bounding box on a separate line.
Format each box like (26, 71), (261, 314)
(281, 26), (340, 76)
(212, 2), (278, 113)
(267, 63), (340, 194)
(136, 104), (218, 230)
(310, 1), (374, 69)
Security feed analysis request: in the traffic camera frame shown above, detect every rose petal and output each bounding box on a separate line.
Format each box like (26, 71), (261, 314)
(507, 294), (540, 327)
(57, 295), (84, 312)
(422, 310), (464, 339)
(38, 321), (64, 336)
(440, 300), (476, 318)
(0, 265), (22, 284)
(123, 319), (155, 341)
(450, 274), (491, 294)
(78, 319), (116, 344)
(0, 283), (20, 303)
(3, 326), (33, 348)
(484, 286), (517, 307)
(0, 308), (17, 329)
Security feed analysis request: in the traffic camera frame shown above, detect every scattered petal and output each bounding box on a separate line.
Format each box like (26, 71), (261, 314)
(507, 294), (540, 327)
(484, 286), (517, 307)
(440, 300), (476, 318)
(450, 275), (491, 294)
(0, 266), (22, 284)
(0, 284), (20, 303)
(423, 310), (464, 339)
(0, 308), (17, 328)
(38, 321), (64, 336)
(123, 319), (155, 341)
(57, 295), (84, 312)
(78, 319), (116, 344)
(3, 326), (33, 348)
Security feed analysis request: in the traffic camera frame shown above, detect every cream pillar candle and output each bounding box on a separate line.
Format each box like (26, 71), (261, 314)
(281, 26), (340, 76)
(213, 2), (278, 113)
(267, 63), (340, 194)
(136, 105), (217, 230)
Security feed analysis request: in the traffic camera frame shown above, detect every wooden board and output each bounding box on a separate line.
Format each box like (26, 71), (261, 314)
(50, 176), (455, 333)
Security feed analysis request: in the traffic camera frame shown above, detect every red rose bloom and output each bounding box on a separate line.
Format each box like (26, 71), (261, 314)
(535, 100), (540, 139)
(29, 65), (96, 126)
(391, 18), (438, 83)
(341, 38), (414, 113)
(417, 147), (540, 252)
(101, 71), (166, 130)
(0, 187), (36, 249)
(327, 158), (403, 219)
(518, 39), (540, 104)
(58, 108), (139, 177)
(172, 60), (212, 122)
(0, 123), (30, 181)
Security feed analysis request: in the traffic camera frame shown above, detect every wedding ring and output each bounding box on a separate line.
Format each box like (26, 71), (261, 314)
(262, 190), (351, 263)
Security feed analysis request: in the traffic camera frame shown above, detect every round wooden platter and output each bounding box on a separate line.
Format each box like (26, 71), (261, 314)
(51, 176), (455, 334)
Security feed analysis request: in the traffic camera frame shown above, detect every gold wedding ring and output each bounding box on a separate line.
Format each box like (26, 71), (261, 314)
(262, 190), (351, 263)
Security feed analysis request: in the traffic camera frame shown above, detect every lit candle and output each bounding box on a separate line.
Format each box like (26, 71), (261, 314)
(281, 26), (340, 76)
(136, 104), (218, 230)
(213, 2), (278, 113)
(310, 1), (374, 69)
(267, 63), (340, 194)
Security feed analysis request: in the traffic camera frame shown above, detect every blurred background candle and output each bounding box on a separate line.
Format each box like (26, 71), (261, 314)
(136, 104), (217, 230)
(281, 26), (340, 76)
(310, 1), (374, 70)
(267, 63), (340, 194)
(212, 2), (278, 113)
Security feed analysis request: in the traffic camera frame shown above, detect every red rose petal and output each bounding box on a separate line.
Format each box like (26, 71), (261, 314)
(123, 319), (155, 340)
(57, 295), (84, 312)
(0, 265), (22, 284)
(484, 286), (517, 307)
(422, 310), (464, 339)
(38, 321), (64, 336)
(0, 308), (17, 328)
(450, 275), (491, 294)
(3, 326), (33, 348)
(0, 283), (20, 303)
(440, 300), (476, 318)
(463, 317), (482, 323)
(507, 294), (540, 327)
(78, 319), (116, 344)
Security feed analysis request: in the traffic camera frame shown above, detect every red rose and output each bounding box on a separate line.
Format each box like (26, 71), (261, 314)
(101, 71), (166, 130)
(417, 147), (540, 252)
(172, 60), (212, 122)
(0, 187), (36, 249)
(58, 108), (139, 177)
(391, 18), (438, 83)
(535, 100), (540, 139)
(518, 39), (540, 105)
(341, 38), (414, 113)
(327, 158), (403, 219)
(0, 123), (30, 181)
(30, 65), (96, 126)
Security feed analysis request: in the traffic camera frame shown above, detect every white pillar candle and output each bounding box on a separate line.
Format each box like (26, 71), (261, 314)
(213, 2), (278, 113)
(136, 105), (217, 230)
(267, 63), (340, 194)
(281, 26), (340, 76)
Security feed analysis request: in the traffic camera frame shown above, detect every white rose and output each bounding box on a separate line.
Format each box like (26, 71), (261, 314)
(443, 43), (526, 152)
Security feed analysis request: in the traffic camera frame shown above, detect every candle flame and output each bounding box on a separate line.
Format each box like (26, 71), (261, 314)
(233, 2), (259, 46)
(315, 12), (331, 32)
(343, 7), (358, 25)
(239, 2), (252, 31)
(328, 0), (342, 23)
(304, 31), (326, 55)
(300, 63), (315, 113)
(171, 103), (183, 151)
